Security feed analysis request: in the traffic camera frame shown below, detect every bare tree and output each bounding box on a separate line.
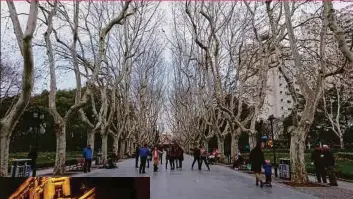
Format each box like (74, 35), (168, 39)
(0, 0), (39, 176)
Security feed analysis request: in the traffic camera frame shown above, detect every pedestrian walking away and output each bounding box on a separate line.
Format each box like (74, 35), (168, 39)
(83, 144), (93, 173)
(263, 160), (272, 187)
(191, 145), (201, 170)
(153, 147), (159, 172)
(135, 145), (140, 168)
(158, 146), (163, 165)
(249, 141), (265, 187)
(139, 144), (150, 174)
(323, 145), (338, 186)
(169, 145), (176, 170)
(199, 145), (210, 171)
(166, 148), (170, 169)
(311, 145), (326, 183)
(177, 145), (184, 169)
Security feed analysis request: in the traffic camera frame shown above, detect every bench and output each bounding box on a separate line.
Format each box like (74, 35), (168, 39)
(66, 158), (84, 171)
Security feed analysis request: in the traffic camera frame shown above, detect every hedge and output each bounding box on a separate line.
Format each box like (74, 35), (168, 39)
(336, 152), (353, 161)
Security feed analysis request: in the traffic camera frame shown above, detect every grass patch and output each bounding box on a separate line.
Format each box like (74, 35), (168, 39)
(9, 151), (84, 169)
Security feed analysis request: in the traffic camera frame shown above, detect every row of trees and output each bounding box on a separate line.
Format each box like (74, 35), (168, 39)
(167, 1), (352, 184)
(0, 0), (352, 185)
(1, 1), (166, 176)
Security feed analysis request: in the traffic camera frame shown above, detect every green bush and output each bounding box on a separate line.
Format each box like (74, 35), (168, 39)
(336, 152), (353, 161)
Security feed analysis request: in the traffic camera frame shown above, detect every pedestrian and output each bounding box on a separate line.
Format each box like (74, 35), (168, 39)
(199, 145), (210, 171)
(83, 144), (93, 173)
(166, 147), (170, 169)
(158, 146), (163, 165)
(147, 146), (152, 168)
(311, 145), (326, 183)
(177, 146), (184, 169)
(263, 160), (272, 187)
(322, 145), (338, 186)
(249, 141), (265, 187)
(169, 145), (176, 170)
(27, 145), (38, 177)
(153, 147), (159, 172)
(139, 144), (150, 174)
(135, 145), (140, 168)
(191, 145), (201, 170)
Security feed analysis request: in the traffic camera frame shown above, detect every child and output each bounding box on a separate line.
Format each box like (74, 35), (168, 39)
(263, 160), (272, 187)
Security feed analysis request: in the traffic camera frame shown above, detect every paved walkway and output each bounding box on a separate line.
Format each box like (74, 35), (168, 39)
(74, 154), (319, 199)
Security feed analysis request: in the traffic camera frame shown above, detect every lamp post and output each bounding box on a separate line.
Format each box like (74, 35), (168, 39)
(268, 114), (278, 177)
(32, 107), (45, 177)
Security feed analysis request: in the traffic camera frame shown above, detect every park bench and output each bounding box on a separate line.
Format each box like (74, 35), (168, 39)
(66, 158), (84, 171)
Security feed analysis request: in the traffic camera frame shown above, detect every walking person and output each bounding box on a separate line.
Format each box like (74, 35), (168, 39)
(135, 145), (140, 168)
(169, 145), (176, 170)
(158, 146), (163, 165)
(199, 145), (210, 171)
(263, 160), (272, 187)
(153, 147), (159, 172)
(165, 147), (170, 169)
(83, 144), (93, 173)
(191, 145), (201, 170)
(311, 145), (326, 183)
(27, 145), (38, 177)
(139, 144), (150, 174)
(147, 146), (152, 168)
(175, 145), (180, 169)
(249, 141), (265, 187)
(177, 146), (184, 169)
(323, 145), (338, 186)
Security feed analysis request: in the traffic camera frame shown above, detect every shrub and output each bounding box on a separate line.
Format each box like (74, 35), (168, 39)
(336, 152), (353, 161)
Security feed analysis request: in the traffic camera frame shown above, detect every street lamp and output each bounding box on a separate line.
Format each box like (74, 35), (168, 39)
(31, 108), (45, 177)
(268, 114), (278, 177)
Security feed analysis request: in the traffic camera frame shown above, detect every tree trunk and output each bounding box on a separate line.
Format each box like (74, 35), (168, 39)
(0, 129), (11, 176)
(249, 133), (257, 150)
(203, 140), (209, 152)
(119, 140), (126, 158)
(231, 131), (240, 162)
(87, 129), (95, 156)
(101, 134), (108, 164)
(217, 136), (225, 159)
(290, 130), (308, 184)
(339, 135), (344, 149)
(113, 136), (119, 156)
(53, 123), (66, 175)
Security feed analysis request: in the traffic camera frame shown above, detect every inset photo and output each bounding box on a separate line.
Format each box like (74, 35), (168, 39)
(0, 177), (149, 199)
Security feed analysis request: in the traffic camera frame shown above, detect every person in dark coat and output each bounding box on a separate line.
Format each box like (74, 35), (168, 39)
(177, 146), (184, 169)
(249, 141), (265, 187)
(169, 145), (176, 170)
(27, 145), (38, 177)
(191, 146), (201, 170)
(135, 145), (140, 168)
(322, 145), (338, 186)
(311, 146), (326, 183)
(166, 147), (170, 169)
(139, 144), (150, 174)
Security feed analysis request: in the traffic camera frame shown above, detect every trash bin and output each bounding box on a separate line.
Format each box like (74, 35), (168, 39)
(96, 152), (103, 165)
(279, 158), (291, 180)
(11, 159), (32, 177)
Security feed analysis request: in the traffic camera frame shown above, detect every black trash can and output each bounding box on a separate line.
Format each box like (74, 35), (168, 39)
(279, 158), (291, 180)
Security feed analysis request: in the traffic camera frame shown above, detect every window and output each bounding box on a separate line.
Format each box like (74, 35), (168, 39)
(280, 91), (283, 94)
(287, 100), (292, 103)
(288, 108), (292, 111)
(279, 83), (282, 87)
(281, 99), (283, 102)
(281, 107), (284, 110)
(279, 76), (282, 79)
(295, 88), (300, 92)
